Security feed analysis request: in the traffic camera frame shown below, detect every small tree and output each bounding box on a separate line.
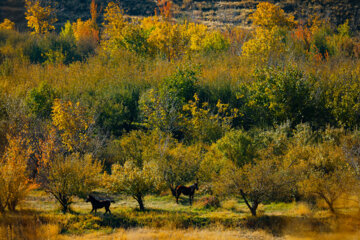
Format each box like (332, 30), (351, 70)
(26, 82), (58, 119)
(159, 143), (202, 196)
(215, 150), (292, 216)
(298, 144), (355, 213)
(0, 133), (33, 212)
(104, 130), (162, 210)
(40, 153), (102, 213)
(107, 161), (160, 211)
(182, 94), (239, 144)
(25, 0), (57, 34)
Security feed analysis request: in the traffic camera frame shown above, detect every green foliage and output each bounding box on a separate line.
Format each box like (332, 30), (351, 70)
(140, 67), (198, 137)
(216, 129), (257, 167)
(96, 85), (140, 136)
(239, 67), (320, 127)
(26, 81), (58, 119)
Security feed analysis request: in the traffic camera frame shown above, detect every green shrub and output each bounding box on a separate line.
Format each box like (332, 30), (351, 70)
(26, 81), (58, 119)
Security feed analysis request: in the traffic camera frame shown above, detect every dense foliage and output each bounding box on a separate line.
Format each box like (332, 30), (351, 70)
(0, 1), (360, 216)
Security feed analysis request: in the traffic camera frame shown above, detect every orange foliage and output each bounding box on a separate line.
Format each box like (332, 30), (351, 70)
(156, 0), (173, 20)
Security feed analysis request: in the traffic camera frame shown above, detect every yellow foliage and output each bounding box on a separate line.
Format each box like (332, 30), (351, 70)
(242, 2), (296, 62)
(0, 133), (33, 212)
(25, 0), (57, 34)
(45, 153), (102, 213)
(182, 94), (239, 143)
(0, 19), (15, 30)
(102, 2), (128, 52)
(51, 99), (93, 152)
(142, 17), (188, 60)
(72, 18), (99, 43)
(249, 2), (296, 30)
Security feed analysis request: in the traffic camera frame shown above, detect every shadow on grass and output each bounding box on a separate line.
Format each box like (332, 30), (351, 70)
(242, 215), (346, 237)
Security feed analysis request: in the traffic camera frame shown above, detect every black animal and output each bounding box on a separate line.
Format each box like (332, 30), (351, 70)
(175, 180), (199, 205)
(86, 195), (114, 214)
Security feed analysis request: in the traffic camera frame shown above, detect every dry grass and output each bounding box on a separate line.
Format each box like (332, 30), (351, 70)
(60, 228), (275, 240)
(1, 191), (360, 240)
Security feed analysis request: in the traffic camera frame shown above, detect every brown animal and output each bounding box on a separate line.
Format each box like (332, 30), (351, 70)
(175, 180), (198, 205)
(86, 195), (114, 214)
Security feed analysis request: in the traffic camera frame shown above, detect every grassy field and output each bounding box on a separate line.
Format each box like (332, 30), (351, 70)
(1, 190), (359, 240)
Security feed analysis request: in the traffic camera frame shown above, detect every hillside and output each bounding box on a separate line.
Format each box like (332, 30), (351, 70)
(1, 0), (359, 31)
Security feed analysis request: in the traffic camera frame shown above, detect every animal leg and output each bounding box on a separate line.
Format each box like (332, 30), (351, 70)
(90, 207), (94, 213)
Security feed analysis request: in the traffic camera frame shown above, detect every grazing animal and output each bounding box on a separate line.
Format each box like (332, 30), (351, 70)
(175, 180), (199, 205)
(86, 195), (114, 214)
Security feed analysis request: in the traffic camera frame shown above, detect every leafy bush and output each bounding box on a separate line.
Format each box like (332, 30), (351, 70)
(96, 85), (140, 136)
(26, 81), (58, 119)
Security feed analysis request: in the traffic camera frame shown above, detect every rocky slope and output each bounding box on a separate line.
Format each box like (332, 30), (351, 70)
(1, 0), (359, 31)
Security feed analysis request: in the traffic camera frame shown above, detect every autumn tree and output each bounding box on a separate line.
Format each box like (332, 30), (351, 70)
(159, 143), (202, 196)
(25, 0), (57, 34)
(216, 156), (292, 216)
(51, 99), (93, 153)
(182, 93), (239, 144)
(242, 2), (296, 62)
(104, 131), (162, 210)
(39, 153), (102, 213)
(298, 144), (355, 213)
(0, 133), (33, 212)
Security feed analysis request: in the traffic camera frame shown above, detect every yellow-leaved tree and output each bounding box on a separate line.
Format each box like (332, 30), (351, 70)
(0, 132), (33, 212)
(72, 0), (99, 46)
(242, 2), (296, 62)
(25, 0), (57, 34)
(51, 99), (93, 153)
(182, 94), (239, 144)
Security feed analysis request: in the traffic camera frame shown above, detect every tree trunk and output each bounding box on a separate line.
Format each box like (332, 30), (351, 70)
(135, 194), (145, 211)
(8, 200), (17, 212)
(0, 203), (5, 213)
(240, 189), (259, 217)
(250, 202), (259, 217)
(59, 195), (71, 213)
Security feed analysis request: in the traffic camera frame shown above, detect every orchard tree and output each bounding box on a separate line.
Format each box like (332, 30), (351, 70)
(39, 153), (102, 213)
(25, 0), (57, 34)
(216, 157), (293, 216)
(104, 131), (162, 210)
(298, 144), (355, 213)
(106, 161), (160, 211)
(159, 143), (202, 196)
